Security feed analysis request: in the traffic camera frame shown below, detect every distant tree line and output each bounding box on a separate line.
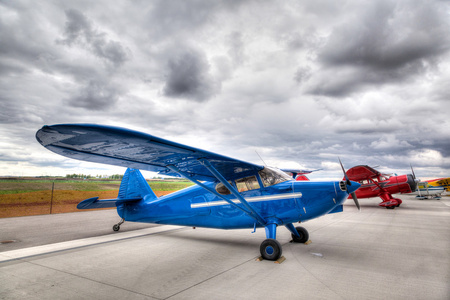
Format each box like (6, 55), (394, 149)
(65, 174), (93, 179)
(65, 174), (123, 180)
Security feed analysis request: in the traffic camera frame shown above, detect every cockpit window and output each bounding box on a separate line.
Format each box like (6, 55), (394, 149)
(258, 167), (291, 187)
(235, 175), (260, 192)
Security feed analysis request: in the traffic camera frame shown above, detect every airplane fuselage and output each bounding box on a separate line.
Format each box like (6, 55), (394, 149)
(410, 182), (445, 198)
(119, 180), (351, 229)
(351, 174), (416, 199)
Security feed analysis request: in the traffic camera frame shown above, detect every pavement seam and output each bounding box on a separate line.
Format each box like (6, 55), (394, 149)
(21, 259), (162, 300)
(163, 255), (260, 300)
(0, 226), (187, 263)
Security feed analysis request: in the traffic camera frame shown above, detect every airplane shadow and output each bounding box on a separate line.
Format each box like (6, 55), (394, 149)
(160, 228), (262, 249)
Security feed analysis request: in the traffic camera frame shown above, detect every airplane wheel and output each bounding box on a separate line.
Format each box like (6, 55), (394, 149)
(386, 206), (395, 210)
(292, 226), (309, 243)
(260, 239), (282, 261)
(113, 224), (120, 231)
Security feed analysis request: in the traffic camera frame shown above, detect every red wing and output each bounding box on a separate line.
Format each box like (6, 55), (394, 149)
(345, 165), (381, 181)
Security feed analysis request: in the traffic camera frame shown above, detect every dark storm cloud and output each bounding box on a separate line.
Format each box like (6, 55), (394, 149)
(66, 80), (121, 110)
(0, 101), (24, 124)
(294, 66), (312, 84)
(58, 9), (130, 67)
(146, 0), (234, 39)
(163, 49), (219, 102)
(0, 4), (59, 77)
(308, 0), (450, 97)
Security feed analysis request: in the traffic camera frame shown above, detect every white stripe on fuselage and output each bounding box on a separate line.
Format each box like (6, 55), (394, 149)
(190, 192), (303, 208)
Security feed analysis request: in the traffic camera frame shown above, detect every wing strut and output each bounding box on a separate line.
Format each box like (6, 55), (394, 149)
(198, 158), (267, 226)
(166, 165), (256, 218)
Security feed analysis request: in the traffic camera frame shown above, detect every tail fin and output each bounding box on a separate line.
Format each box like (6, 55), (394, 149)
(118, 168), (157, 201)
(77, 168), (156, 209)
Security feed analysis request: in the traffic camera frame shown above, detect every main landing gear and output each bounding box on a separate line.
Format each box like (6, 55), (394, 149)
(259, 223), (309, 261)
(379, 193), (402, 209)
(113, 218), (125, 231)
(260, 239), (282, 261)
(380, 198), (402, 209)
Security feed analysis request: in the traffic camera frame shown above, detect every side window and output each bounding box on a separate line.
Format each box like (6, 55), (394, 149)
(235, 176), (260, 192)
(216, 182), (232, 195)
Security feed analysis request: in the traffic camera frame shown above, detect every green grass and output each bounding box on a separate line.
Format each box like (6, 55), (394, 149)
(0, 179), (193, 194)
(147, 181), (194, 191)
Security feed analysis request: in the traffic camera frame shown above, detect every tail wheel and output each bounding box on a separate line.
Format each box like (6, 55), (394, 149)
(260, 239), (282, 261)
(113, 218), (125, 231)
(291, 226), (309, 243)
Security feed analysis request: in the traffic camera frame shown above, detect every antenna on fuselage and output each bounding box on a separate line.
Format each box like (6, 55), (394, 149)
(255, 150), (267, 166)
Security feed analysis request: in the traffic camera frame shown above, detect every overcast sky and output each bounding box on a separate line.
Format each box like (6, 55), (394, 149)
(1, 0), (449, 180)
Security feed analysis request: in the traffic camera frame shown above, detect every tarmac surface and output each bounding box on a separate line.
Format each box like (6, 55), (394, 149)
(1, 195), (449, 299)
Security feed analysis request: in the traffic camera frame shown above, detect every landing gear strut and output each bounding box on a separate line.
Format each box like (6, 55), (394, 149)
(379, 193), (402, 209)
(113, 218), (125, 231)
(259, 222), (282, 261)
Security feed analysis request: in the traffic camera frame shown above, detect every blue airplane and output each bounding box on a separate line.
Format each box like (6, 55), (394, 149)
(36, 124), (360, 261)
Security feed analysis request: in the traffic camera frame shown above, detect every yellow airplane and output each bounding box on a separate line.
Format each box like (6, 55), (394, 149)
(427, 177), (450, 192)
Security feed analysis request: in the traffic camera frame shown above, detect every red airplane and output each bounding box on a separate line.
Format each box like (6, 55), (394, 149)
(344, 165), (418, 209)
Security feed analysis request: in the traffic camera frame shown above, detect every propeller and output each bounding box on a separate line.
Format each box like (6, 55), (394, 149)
(410, 164), (421, 196)
(410, 164), (416, 180)
(339, 157), (360, 211)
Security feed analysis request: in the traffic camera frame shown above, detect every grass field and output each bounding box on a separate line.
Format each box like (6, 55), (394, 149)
(0, 178), (193, 218)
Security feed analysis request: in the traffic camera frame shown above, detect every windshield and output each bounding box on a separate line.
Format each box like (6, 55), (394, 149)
(258, 167), (291, 187)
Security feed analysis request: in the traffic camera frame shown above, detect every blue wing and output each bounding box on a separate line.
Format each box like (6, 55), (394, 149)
(36, 124), (263, 182)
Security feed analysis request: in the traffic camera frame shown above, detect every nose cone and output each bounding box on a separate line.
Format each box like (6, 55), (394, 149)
(347, 181), (361, 194)
(407, 174), (418, 192)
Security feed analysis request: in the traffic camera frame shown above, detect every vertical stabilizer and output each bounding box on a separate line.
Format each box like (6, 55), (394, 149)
(118, 168), (157, 200)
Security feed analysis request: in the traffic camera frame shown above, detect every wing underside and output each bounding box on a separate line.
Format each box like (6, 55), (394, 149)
(36, 124), (263, 182)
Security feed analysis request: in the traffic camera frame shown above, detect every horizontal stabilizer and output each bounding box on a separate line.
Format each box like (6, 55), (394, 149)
(77, 196), (142, 209)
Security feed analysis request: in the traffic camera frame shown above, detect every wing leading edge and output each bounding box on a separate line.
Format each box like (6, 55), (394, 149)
(36, 124), (263, 182)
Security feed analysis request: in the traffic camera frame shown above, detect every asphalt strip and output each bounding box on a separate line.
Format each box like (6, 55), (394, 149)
(0, 225), (183, 263)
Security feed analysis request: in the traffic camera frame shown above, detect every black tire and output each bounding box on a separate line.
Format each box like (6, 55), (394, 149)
(291, 226), (309, 243)
(260, 239), (282, 261)
(113, 224), (120, 231)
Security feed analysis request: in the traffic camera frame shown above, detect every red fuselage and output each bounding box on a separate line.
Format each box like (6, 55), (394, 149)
(352, 174), (416, 199)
